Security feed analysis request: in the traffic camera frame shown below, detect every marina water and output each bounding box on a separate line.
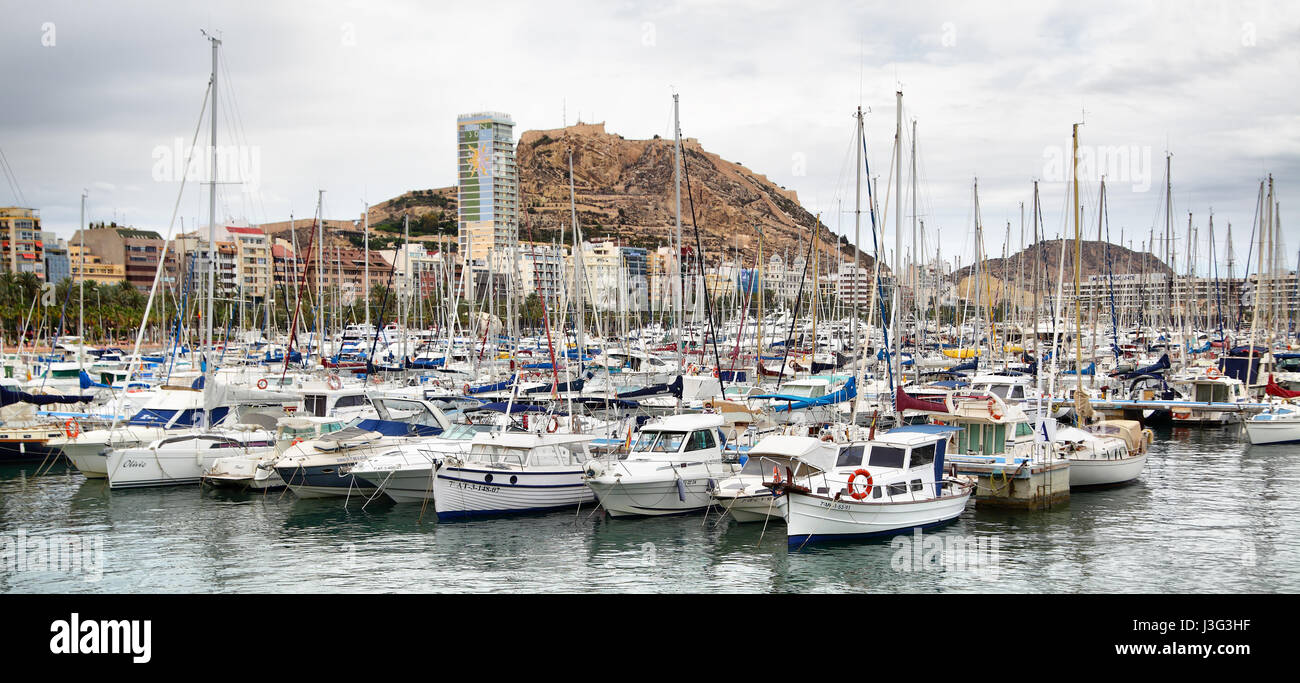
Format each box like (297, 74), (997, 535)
(2, 426), (1295, 593)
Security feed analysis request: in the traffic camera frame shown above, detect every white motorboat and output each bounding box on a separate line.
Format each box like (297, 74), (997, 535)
(774, 424), (973, 547)
(582, 413), (738, 517)
(106, 426), (278, 489)
(348, 423), (497, 503)
(710, 434), (840, 522)
(201, 416), (347, 490)
(52, 425), (178, 479)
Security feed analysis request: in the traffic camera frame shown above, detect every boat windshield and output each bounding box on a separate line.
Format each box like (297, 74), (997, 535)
(442, 423), (497, 440)
(632, 431), (687, 453)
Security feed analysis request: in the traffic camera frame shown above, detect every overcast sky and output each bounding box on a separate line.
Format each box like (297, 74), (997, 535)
(2, 0), (1297, 275)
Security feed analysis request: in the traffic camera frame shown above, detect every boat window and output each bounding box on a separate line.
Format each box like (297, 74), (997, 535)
(867, 446), (906, 469)
(871, 486), (882, 499)
(1016, 423), (1034, 437)
(909, 444), (935, 469)
(685, 430), (716, 452)
(887, 482), (908, 496)
(334, 394), (369, 409)
(836, 445), (864, 468)
(989, 385), (1010, 399)
(650, 432), (686, 453)
(1009, 386), (1025, 399)
(304, 395), (327, 417)
(910, 479), (924, 492)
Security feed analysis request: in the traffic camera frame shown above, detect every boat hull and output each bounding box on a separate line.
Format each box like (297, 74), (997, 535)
(1067, 453), (1147, 487)
(433, 466), (594, 519)
(1245, 420), (1300, 445)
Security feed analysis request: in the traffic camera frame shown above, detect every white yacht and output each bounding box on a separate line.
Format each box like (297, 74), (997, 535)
(106, 426), (278, 489)
(582, 413), (738, 517)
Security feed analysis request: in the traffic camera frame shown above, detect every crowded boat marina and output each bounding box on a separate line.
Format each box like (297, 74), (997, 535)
(2, 5), (1297, 602)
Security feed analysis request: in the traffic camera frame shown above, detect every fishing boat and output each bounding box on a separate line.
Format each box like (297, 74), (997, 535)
(771, 424), (973, 546)
(432, 432), (600, 519)
(581, 413), (737, 517)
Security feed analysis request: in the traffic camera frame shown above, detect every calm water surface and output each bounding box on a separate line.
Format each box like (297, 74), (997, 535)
(2, 426), (1296, 593)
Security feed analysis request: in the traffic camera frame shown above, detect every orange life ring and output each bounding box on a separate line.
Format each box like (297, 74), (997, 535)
(848, 468), (873, 500)
(712, 368), (719, 378)
(772, 466), (783, 483)
(257, 378), (268, 390)
(987, 398), (1004, 420)
(64, 418), (80, 439)
(547, 416), (560, 433)
(1205, 367), (1221, 379)
(291, 438), (304, 446)
(463, 383), (472, 394)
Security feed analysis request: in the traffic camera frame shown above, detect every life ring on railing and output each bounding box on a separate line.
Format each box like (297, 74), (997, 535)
(1205, 366), (1221, 379)
(257, 378), (268, 390)
(547, 416), (560, 434)
(64, 418), (80, 439)
(772, 466), (783, 483)
(326, 374), (343, 390)
(712, 368), (719, 378)
(291, 438), (304, 446)
(848, 468), (873, 500)
(819, 431), (834, 442)
(987, 398), (1004, 421)
(462, 383), (472, 395)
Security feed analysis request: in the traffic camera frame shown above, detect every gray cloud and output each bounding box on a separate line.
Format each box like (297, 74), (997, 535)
(0, 0), (1295, 274)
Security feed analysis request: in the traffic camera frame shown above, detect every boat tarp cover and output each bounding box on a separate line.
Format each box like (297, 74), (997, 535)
(767, 376), (856, 413)
(1117, 353), (1170, 379)
(896, 387), (949, 413)
(0, 387), (95, 407)
(1266, 375), (1300, 399)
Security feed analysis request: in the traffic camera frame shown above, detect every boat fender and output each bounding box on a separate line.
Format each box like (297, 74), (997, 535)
(583, 460), (605, 478)
(772, 466), (783, 484)
(676, 477), (687, 502)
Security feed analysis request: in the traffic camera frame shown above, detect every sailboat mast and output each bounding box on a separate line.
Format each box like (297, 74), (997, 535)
(892, 90), (902, 390)
(204, 32), (220, 366)
(672, 94), (684, 373)
(1072, 123), (1083, 383)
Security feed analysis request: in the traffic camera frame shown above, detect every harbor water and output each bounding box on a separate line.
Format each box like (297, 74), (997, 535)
(2, 426), (1296, 593)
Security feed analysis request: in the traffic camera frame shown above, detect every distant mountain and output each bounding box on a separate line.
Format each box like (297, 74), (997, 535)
(516, 122), (874, 269)
(953, 239), (1173, 288)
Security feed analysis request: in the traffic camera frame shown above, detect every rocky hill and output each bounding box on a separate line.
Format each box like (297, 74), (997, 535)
(516, 122), (873, 270)
(954, 239), (1172, 289)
